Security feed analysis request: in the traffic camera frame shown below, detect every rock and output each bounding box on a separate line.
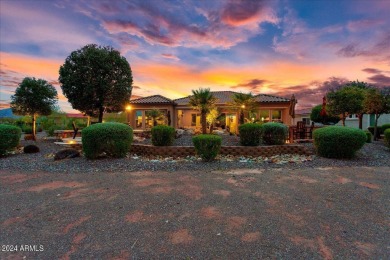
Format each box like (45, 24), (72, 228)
(184, 129), (194, 135)
(175, 129), (185, 138)
(133, 136), (145, 143)
(213, 130), (228, 135)
(54, 148), (80, 161)
(23, 144), (40, 153)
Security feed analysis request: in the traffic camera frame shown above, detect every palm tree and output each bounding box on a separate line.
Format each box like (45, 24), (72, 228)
(189, 88), (217, 134)
(229, 92), (256, 124)
(146, 108), (165, 126)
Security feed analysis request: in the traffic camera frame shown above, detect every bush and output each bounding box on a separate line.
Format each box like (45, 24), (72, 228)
(384, 129), (390, 148)
(151, 125), (175, 146)
(47, 125), (62, 137)
(23, 145), (40, 153)
(365, 131), (372, 143)
(22, 125), (33, 134)
(0, 124), (21, 155)
(382, 123), (390, 133)
(313, 126), (366, 158)
(367, 126), (382, 139)
(82, 122), (133, 159)
(260, 122), (288, 145)
(239, 123), (262, 146)
(192, 134), (222, 161)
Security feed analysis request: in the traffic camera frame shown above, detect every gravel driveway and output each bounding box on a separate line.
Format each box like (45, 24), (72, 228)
(1, 165), (390, 258)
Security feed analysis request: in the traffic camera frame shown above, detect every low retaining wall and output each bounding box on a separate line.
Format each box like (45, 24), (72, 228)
(130, 144), (311, 158)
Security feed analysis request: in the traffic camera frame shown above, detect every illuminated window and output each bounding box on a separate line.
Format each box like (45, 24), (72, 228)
(135, 110), (142, 129)
(259, 110), (269, 122)
(271, 110), (282, 122)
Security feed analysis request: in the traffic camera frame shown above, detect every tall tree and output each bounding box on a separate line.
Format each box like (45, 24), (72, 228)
(59, 44), (133, 123)
(11, 77), (58, 140)
(364, 87), (390, 140)
(327, 85), (366, 126)
(189, 88), (217, 134)
(229, 92), (256, 124)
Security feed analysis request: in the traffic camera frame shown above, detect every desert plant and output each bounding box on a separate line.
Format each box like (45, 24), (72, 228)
(189, 88), (217, 134)
(0, 124), (21, 155)
(82, 122), (133, 159)
(23, 145), (40, 153)
(365, 131), (372, 143)
(239, 123), (262, 146)
(384, 129), (390, 148)
(192, 134), (222, 161)
(151, 125), (175, 146)
(313, 126), (366, 158)
(260, 122), (288, 145)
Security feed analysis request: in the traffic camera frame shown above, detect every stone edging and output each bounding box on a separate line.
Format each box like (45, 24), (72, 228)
(130, 144), (311, 158)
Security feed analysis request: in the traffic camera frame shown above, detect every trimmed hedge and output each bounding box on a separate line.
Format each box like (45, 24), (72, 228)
(382, 123), (390, 133)
(313, 126), (366, 158)
(0, 124), (21, 155)
(239, 123), (262, 146)
(192, 134), (222, 161)
(82, 122), (133, 159)
(260, 122), (288, 145)
(151, 125), (175, 146)
(384, 129), (390, 148)
(365, 131), (372, 143)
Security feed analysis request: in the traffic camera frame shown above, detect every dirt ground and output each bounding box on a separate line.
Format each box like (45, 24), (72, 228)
(1, 166), (389, 259)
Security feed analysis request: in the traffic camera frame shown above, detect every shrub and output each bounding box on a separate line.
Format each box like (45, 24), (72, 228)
(54, 149), (80, 160)
(192, 134), (222, 161)
(22, 125), (33, 134)
(260, 122), (288, 145)
(384, 129), (390, 148)
(239, 123), (262, 146)
(82, 122), (133, 159)
(367, 126), (382, 139)
(313, 126), (366, 158)
(47, 125), (62, 137)
(23, 145), (40, 153)
(365, 131), (372, 143)
(151, 125), (175, 146)
(382, 123), (390, 133)
(0, 124), (21, 155)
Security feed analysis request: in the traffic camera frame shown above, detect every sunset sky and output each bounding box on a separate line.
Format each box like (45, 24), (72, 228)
(1, 0), (390, 112)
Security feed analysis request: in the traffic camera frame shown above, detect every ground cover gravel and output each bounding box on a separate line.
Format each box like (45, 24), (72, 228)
(1, 134), (389, 174)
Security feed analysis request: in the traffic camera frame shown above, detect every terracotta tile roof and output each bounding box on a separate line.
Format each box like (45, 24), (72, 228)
(174, 91), (238, 105)
(129, 95), (175, 104)
(254, 94), (290, 102)
(174, 91), (290, 105)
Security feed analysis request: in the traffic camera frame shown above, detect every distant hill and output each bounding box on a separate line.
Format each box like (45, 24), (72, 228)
(0, 108), (21, 119)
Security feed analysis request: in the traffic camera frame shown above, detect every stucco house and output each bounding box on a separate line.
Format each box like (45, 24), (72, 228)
(127, 91), (293, 132)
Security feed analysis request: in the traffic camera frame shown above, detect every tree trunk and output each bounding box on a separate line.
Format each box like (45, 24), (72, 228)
(201, 112), (207, 134)
(32, 114), (36, 141)
(358, 113), (363, 129)
(342, 113), (346, 126)
(374, 116), (379, 141)
(98, 107), (104, 123)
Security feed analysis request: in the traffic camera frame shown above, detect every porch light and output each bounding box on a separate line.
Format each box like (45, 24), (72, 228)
(241, 105), (245, 109)
(126, 105), (132, 111)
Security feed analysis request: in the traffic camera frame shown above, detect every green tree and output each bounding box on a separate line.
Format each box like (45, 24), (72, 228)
(327, 85), (366, 126)
(310, 104), (340, 125)
(146, 108), (165, 126)
(10, 77), (58, 140)
(344, 80), (372, 129)
(206, 107), (219, 133)
(189, 88), (217, 134)
(364, 87), (390, 140)
(59, 44), (133, 123)
(229, 92), (256, 124)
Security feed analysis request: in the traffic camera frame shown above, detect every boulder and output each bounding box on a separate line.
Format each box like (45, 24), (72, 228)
(184, 129), (194, 135)
(133, 135), (145, 143)
(175, 129), (185, 138)
(213, 130), (227, 135)
(23, 144), (40, 153)
(54, 148), (80, 161)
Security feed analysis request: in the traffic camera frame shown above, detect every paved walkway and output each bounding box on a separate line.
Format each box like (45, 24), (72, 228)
(1, 166), (389, 259)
